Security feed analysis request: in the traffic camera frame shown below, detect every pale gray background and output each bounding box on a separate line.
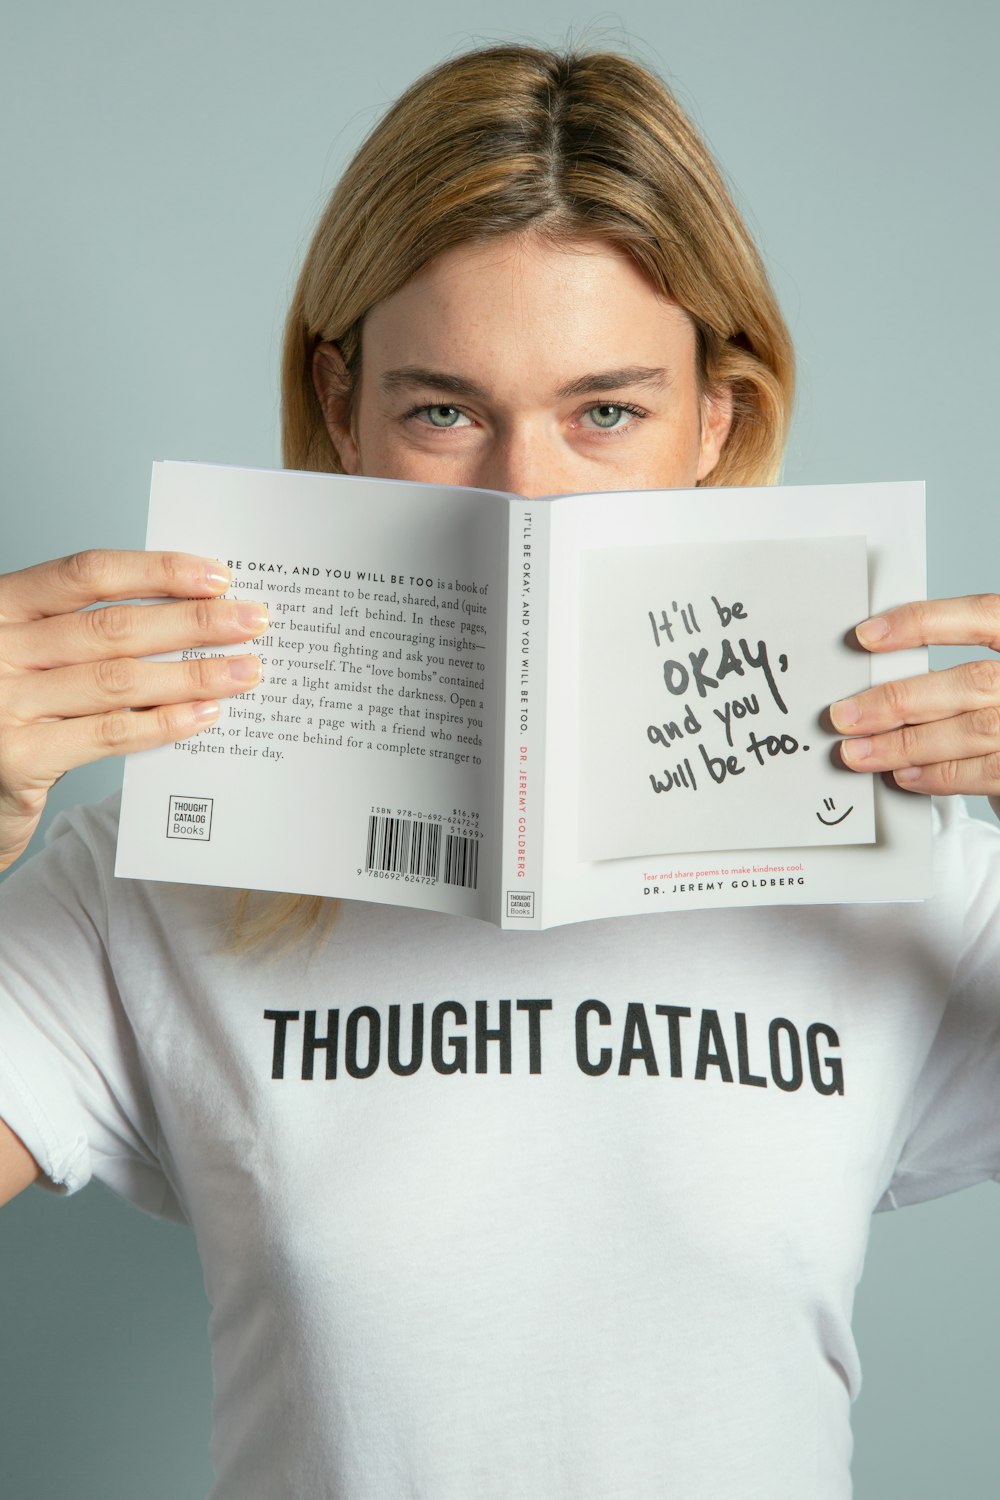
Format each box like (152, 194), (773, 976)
(1, 2), (997, 1495)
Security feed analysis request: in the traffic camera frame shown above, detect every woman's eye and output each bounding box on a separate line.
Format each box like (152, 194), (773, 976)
(580, 403), (642, 430)
(415, 404), (471, 428)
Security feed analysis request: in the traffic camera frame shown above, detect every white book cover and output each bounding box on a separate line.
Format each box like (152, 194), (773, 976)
(115, 463), (929, 929)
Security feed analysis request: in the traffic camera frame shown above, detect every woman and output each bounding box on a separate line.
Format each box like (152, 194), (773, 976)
(1, 44), (999, 1499)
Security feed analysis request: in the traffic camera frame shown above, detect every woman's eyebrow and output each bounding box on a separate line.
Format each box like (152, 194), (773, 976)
(379, 365), (671, 400)
(555, 366), (670, 398)
(380, 367), (490, 399)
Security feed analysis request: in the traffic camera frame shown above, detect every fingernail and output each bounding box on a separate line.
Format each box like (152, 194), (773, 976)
(894, 766), (922, 784)
(831, 696), (860, 729)
(236, 601), (269, 631)
(201, 564), (232, 591)
(856, 616), (890, 646)
(841, 736), (871, 765)
(191, 700), (221, 722)
(229, 655), (262, 682)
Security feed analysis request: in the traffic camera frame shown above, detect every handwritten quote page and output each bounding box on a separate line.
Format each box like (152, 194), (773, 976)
(578, 536), (874, 860)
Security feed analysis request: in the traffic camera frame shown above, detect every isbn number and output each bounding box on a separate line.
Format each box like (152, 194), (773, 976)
(365, 814), (479, 890)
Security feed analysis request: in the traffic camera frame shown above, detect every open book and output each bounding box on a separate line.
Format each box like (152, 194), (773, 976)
(115, 463), (930, 928)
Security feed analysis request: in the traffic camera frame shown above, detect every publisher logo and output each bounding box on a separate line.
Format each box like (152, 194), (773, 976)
(506, 890), (535, 919)
(167, 795), (213, 841)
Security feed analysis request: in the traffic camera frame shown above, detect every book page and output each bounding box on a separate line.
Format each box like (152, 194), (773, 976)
(579, 536), (873, 859)
(116, 463), (510, 918)
(533, 480), (928, 927)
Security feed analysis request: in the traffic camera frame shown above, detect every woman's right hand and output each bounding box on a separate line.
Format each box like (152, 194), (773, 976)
(0, 548), (269, 873)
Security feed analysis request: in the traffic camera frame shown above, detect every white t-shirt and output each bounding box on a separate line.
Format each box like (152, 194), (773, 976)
(1, 793), (999, 1499)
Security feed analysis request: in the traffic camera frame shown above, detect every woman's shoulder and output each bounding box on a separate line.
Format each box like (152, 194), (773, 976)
(43, 788), (123, 861)
(930, 797), (1000, 942)
(0, 791), (125, 922)
(932, 794), (1000, 866)
(28, 790), (230, 937)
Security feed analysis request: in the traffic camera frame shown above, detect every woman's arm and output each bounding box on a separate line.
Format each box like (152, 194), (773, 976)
(0, 548), (268, 872)
(0, 1116), (41, 1207)
(832, 594), (1000, 817)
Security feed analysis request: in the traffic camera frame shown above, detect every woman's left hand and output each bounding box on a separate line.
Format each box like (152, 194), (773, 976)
(829, 594), (1000, 822)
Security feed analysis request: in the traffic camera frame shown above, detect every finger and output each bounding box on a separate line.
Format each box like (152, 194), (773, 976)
(0, 550), (232, 624)
(1, 597), (269, 671)
(839, 706), (1000, 774)
(888, 751), (1000, 797)
(5, 701), (225, 790)
(852, 594), (1000, 653)
(3, 652), (263, 723)
(830, 658), (1000, 735)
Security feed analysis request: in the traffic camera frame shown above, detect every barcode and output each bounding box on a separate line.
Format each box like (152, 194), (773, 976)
(366, 815), (441, 878)
(443, 832), (479, 890)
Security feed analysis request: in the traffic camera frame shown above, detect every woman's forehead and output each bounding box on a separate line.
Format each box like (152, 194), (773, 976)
(360, 233), (696, 390)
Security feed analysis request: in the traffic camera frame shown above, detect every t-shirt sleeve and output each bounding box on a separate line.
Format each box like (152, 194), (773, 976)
(0, 795), (181, 1220)
(880, 802), (1000, 1210)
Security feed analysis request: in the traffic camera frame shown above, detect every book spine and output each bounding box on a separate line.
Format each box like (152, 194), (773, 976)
(499, 500), (550, 928)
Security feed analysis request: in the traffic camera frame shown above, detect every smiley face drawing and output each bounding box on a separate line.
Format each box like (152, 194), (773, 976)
(817, 797), (853, 826)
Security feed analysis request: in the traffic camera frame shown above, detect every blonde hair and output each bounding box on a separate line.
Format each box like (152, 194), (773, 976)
(284, 44), (793, 484)
(233, 41), (795, 952)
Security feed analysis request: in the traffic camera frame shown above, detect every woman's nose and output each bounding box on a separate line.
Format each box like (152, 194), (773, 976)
(477, 429), (568, 499)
